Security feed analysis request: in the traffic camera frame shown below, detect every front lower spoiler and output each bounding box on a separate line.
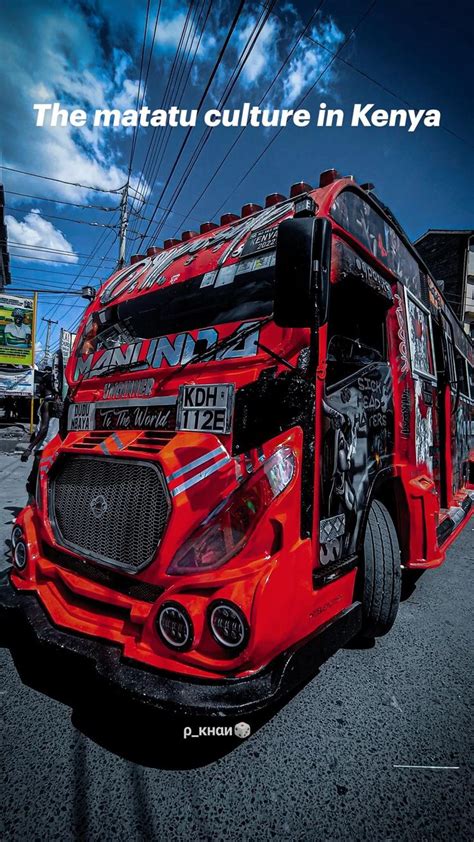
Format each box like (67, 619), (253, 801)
(0, 572), (362, 718)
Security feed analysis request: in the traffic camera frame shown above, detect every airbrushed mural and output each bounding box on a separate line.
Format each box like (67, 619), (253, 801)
(320, 364), (394, 565)
(452, 399), (472, 492)
(331, 190), (422, 290)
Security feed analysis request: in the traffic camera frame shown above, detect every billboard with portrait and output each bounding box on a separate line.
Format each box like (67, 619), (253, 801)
(0, 293), (35, 365)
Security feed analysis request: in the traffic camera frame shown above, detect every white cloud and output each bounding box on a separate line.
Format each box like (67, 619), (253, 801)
(282, 18), (345, 105)
(5, 210), (79, 264)
(0, 0), (346, 218)
(191, 6), (345, 109)
(236, 14), (281, 88)
(0, 2), (147, 204)
(113, 78), (142, 113)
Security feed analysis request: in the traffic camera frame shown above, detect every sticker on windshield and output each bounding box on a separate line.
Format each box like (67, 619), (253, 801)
(176, 384), (235, 435)
(242, 227), (278, 257)
(236, 250), (276, 276)
(200, 271), (217, 288)
(215, 265), (237, 287)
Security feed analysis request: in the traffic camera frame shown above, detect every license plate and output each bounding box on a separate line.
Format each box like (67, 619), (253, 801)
(67, 402), (95, 431)
(176, 384), (234, 434)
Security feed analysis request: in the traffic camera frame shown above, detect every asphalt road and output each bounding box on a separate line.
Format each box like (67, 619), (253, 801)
(0, 454), (472, 841)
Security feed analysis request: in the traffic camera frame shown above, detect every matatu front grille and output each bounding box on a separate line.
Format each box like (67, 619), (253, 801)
(50, 455), (170, 572)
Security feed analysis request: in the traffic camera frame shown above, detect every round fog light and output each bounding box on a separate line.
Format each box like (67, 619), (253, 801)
(209, 601), (249, 651)
(11, 526), (23, 547)
(157, 602), (193, 651)
(13, 540), (27, 570)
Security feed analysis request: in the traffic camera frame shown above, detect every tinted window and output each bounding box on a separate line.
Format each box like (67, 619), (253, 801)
(331, 190), (422, 293)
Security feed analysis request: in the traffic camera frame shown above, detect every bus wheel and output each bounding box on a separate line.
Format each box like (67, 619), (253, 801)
(360, 500), (401, 638)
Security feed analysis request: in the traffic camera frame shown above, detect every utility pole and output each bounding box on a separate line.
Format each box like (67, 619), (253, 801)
(118, 181), (129, 268)
(41, 316), (58, 367)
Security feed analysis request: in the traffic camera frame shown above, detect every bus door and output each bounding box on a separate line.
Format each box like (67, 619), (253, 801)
(319, 273), (394, 566)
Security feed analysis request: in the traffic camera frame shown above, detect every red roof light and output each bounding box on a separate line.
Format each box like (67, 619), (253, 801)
(241, 203), (262, 217)
(289, 182), (312, 198)
(200, 222), (219, 234)
(265, 193), (286, 207)
(319, 169), (340, 188)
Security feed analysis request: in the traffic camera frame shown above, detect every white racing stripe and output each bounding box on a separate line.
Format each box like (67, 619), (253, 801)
(171, 455), (231, 497)
(168, 446), (227, 483)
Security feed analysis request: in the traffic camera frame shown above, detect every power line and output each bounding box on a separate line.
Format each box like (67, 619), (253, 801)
(12, 281), (87, 291)
(168, 0), (327, 240)
(10, 252), (113, 267)
(9, 265), (97, 277)
(127, 0), (154, 177)
(136, 0), (247, 246)
(8, 241), (117, 261)
(211, 0), (379, 221)
(32, 213), (119, 344)
(128, 0), (223, 240)
(1, 164), (126, 194)
(5, 206), (118, 229)
(4, 190), (120, 212)
(127, 0), (207, 237)
(129, 0), (202, 207)
(148, 0), (279, 246)
(255, 1), (473, 150)
(37, 214), (120, 341)
(9, 287), (90, 296)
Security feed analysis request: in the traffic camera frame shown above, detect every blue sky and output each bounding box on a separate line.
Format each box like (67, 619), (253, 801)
(1, 0), (472, 353)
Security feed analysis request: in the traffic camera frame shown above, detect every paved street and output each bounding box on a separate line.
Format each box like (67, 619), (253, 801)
(0, 454), (472, 841)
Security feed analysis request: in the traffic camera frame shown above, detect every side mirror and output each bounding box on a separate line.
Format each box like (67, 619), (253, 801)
(274, 216), (331, 328)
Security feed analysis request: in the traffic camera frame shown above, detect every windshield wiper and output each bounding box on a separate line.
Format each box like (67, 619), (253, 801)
(157, 317), (274, 390)
(91, 359), (149, 379)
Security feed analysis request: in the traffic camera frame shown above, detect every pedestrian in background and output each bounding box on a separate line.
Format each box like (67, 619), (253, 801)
(21, 372), (62, 504)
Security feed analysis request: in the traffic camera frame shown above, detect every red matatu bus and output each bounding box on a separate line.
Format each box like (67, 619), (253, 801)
(2, 170), (473, 717)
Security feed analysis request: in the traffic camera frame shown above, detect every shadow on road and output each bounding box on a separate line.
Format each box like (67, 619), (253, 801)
(1, 619), (311, 768)
(4, 505), (23, 520)
(400, 568), (424, 601)
(343, 569), (424, 651)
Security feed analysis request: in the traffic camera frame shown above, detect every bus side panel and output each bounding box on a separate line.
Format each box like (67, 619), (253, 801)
(451, 398), (472, 497)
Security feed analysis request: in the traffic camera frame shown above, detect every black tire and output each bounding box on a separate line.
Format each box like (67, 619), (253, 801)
(360, 500), (401, 638)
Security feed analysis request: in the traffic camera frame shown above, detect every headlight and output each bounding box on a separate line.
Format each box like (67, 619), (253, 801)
(13, 540), (27, 570)
(167, 446), (295, 575)
(156, 602), (193, 651)
(208, 601), (249, 651)
(11, 526), (23, 547)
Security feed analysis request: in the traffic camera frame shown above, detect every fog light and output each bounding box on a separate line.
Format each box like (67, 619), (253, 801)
(13, 540), (27, 570)
(157, 602), (193, 651)
(209, 601), (249, 650)
(11, 526), (23, 547)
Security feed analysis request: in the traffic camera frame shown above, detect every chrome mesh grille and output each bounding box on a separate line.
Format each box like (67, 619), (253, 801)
(50, 456), (170, 571)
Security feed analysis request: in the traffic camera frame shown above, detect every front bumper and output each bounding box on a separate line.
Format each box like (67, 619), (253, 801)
(0, 571), (361, 717)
